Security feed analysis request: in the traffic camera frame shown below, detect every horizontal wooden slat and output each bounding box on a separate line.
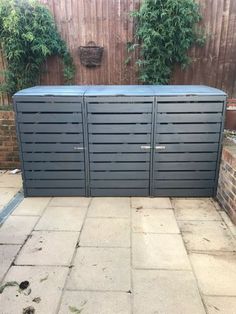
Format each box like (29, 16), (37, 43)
(18, 113), (82, 123)
(26, 188), (85, 197)
(23, 152), (84, 162)
(157, 102), (223, 113)
(157, 123), (221, 133)
(90, 153), (150, 162)
(90, 171), (149, 180)
(25, 171), (85, 179)
(155, 180), (214, 188)
(17, 103), (82, 112)
(90, 180), (149, 188)
(87, 96), (153, 103)
(90, 162), (149, 171)
(88, 103), (152, 112)
(156, 162), (216, 171)
(157, 133), (220, 143)
(156, 171), (215, 180)
(91, 188), (149, 197)
(157, 113), (222, 123)
(25, 180), (85, 188)
(19, 124), (83, 133)
(89, 134), (150, 143)
(22, 143), (82, 152)
(155, 143), (219, 152)
(89, 124), (152, 133)
(21, 133), (84, 143)
(24, 162), (84, 170)
(88, 113), (151, 123)
(89, 144), (149, 153)
(16, 96), (82, 103)
(153, 188), (214, 197)
(157, 153), (217, 162)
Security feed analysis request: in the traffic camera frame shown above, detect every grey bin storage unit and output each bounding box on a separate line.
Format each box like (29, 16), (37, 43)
(13, 86), (88, 197)
(85, 86), (155, 196)
(14, 85), (227, 197)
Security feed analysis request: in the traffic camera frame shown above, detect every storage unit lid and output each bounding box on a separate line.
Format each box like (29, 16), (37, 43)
(13, 85), (88, 97)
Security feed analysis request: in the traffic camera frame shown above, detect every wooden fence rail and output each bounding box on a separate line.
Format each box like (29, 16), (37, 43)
(1, 0), (236, 106)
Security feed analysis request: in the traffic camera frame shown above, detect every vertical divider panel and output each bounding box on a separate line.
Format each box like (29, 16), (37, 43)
(150, 97), (157, 196)
(82, 96), (90, 197)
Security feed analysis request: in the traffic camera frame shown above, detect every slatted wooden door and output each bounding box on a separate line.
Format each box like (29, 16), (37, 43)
(86, 96), (154, 196)
(16, 96), (86, 196)
(153, 96), (225, 196)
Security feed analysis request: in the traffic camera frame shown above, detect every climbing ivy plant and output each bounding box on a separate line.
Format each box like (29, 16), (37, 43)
(0, 0), (75, 95)
(129, 0), (205, 84)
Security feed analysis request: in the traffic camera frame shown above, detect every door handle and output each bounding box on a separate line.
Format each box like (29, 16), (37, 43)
(74, 146), (84, 150)
(155, 145), (166, 150)
(141, 145), (152, 150)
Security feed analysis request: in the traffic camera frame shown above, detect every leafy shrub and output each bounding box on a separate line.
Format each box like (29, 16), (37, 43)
(0, 0), (75, 95)
(130, 0), (205, 84)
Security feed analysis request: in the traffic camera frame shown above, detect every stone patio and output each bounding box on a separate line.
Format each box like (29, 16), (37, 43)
(0, 172), (236, 313)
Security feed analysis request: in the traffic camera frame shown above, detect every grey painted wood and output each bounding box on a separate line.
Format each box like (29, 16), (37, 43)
(155, 180), (214, 188)
(155, 162), (216, 171)
(91, 171), (149, 180)
(156, 171), (215, 180)
(25, 171), (85, 179)
(157, 113), (222, 123)
(157, 123), (221, 133)
(21, 133), (84, 143)
(25, 180), (85, 188)
(22, 143), (83, 152)
(89, 124), (152, 133)
(24, 161), (84, 170)
(18, 113), (82, 123)
(156, 133), (220, 143)
(88, 103), (152, 112)
(90, 180), (149, 188)
(88, 113), (152, 123)
(89, 144), (150, 153)
(17, 103), (82, 112)
(157, 102), (223, 112)
(26, 188), (85, 196)
(90, 153), (150, 162)
(23, 152), (84, 162)
(90, 162), (149, 171)
(155, 143), (219, 152)
(157, 152), (218, 162)
(89, 134), (150, 143)
(91, 188), (149, 197)
(153, 188), (213, 197)
(19, 124), (83, 133)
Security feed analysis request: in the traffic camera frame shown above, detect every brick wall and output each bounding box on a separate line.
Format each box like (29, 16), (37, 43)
(217, 144), (236, 224)
(0, 111), (20, 169)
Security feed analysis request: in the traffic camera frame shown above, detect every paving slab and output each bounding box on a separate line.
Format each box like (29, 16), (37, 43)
(190, 252), (236, 295)
(49, 197), (91, 208)
(0, 188), (19, 207)
(174, 202), (221, 221)
(80, 218), (130, 247)
(88, 197), (130, 218)
(12, 197), (51, 216)
(0, 245), (21, 281)
(132, 208), (179, 233)
(133, 269), (205, 314)
(0, 216), (38, 244)
(0, 265), (68, 314)
(220, 211), (236, 236)
(35, 206), (87, 231)
(204, 296), (236, 314)
(67, 247), (130, 291)
(0, 173), (22, 188)
(131, 197), (172, 209)
(132, 233), (191, 270)
(58, 291), (131, 314)
(179, 221), (236, 251)
(172, 198), (215, 210)
(15, 231), (79, 266)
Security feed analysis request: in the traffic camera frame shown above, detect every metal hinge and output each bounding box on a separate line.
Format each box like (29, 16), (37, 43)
(74, 146), (85, 150)
(155, 145), (166, 150)
(140, 145), (152, 150)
